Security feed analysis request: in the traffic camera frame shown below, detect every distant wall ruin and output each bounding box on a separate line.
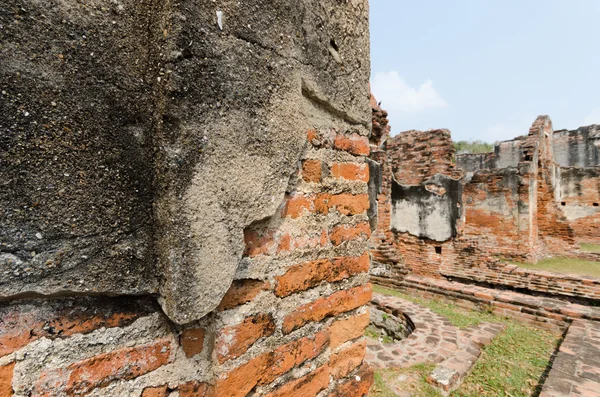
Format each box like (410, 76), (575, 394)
(369, 102), (600, 301)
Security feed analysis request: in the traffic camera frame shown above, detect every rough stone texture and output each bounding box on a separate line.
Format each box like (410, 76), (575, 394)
(0, 119), (376, 395)
(0, 0), (371, 325)
(0, 0), (374, 396)
(0, 0), (158, 298)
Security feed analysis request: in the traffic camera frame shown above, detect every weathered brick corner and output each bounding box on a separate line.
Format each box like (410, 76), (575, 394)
(0, 0), (374, 396)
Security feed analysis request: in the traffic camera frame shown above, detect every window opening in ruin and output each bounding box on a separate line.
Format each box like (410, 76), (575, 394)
(435, 246), (442, 254)
(594, 203), (599, 207)
(561, 202), (566, 206)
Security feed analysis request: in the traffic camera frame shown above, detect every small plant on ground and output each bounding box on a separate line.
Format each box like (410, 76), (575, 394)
(365, 325), (394, 344)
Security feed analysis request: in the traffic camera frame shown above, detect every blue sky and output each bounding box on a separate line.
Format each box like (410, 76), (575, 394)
(370, 0), (600, 142)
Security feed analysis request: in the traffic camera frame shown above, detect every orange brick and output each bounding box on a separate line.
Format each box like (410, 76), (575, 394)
(215, 313), (275, 364)
(181, 328), (205, 358)
(217, 279), (271, 311)
(331, 163), (369, 182)
(302, 160), (323, 183)
(0, 324), (38, 359)
(35, 340), (172, 395)
(213, 330), (329, 397)
(329, 194), (369, 216)
(243, 229), (275, 257)
(329, 222), (371, 246)
(282, 194), (314, 218)
(329, 340), (366, 379)
(328, 363), (373, 397)
(141, 385), (169, 397)
(179, 381), (213, 396)
(275, 253), (370, 298)
(282, 284), (372, 334)
(0, 308), (143, 358)
(307, 129), (318, 142)
(263, 364), (330, 397)
(314, 193), (332, 215)
(329, 311), (370, 348)
(0, 363), (14, 397)
(277, 233), (292, 254)
(333, 134), (370, 156)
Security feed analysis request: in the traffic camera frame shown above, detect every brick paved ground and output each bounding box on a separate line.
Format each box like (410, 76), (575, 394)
(541, 320), (600, 397)
(366, 293), (504, 394)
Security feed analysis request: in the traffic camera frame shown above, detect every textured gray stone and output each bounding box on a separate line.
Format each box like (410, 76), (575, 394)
(0, 0), (370, 323)
(391, 174), (463, 242)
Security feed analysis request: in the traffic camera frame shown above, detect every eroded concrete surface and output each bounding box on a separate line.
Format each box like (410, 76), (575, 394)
(390, 174), (462, 242)
(0, 0), (371, 323)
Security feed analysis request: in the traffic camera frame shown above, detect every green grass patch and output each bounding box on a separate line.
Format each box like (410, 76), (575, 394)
(373, 285), (498, 328)
(371, 370), (400, 397)
(451, 322), (558, 397)
(507, 257), (600, 279)
(581, 243), (600, 253)
(365, 325), (394, 343)
(372, 285), (561, 397)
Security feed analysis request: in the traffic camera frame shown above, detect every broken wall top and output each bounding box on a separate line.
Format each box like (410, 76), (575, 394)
(553, 125), (600, 168)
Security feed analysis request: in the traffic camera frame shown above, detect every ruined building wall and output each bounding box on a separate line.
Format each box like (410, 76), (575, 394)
(558, 167), (600, 244)
(0, 1), (374, 396)
(553, 125), (600, 244)
(371, 114), (600, 300)
(367, 95), (408, 285)
(369, 127), (463, 284)
(458, 116), (581, 261)
(553, 125), (600, 168)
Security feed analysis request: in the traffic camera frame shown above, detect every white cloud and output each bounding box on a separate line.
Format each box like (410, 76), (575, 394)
(371, 71), (448, 113)
(583, 107), (600, 126)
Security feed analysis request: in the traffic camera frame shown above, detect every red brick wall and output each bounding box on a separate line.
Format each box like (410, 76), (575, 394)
(369, 129), (464, 281)
(440, 258), (600, 302)
(0, 130), (374, 397)
(558, 167), (600, 244)
(461, 169), (534, 260)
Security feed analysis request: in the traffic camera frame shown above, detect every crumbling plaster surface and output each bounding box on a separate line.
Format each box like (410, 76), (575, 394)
(0, 0), (371, 324)
(553, 125), (600, 168)
(390, 174), (463, 242)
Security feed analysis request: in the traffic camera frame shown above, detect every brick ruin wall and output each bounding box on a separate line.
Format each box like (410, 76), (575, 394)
(0, 1), (375, 396)
(369, 107), (600, 302)
(0, 130), (375, 397)
(369, 125), (465, 282)
(552, 126), (600, 244)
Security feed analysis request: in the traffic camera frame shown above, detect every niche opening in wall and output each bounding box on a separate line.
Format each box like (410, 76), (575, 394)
(561, 201), (566, 206)
(594, 203), (599, 207)
(435, 246), (442, 254)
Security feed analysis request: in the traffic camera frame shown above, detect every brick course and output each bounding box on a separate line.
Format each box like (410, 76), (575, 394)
(1, 128), (373, 397)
